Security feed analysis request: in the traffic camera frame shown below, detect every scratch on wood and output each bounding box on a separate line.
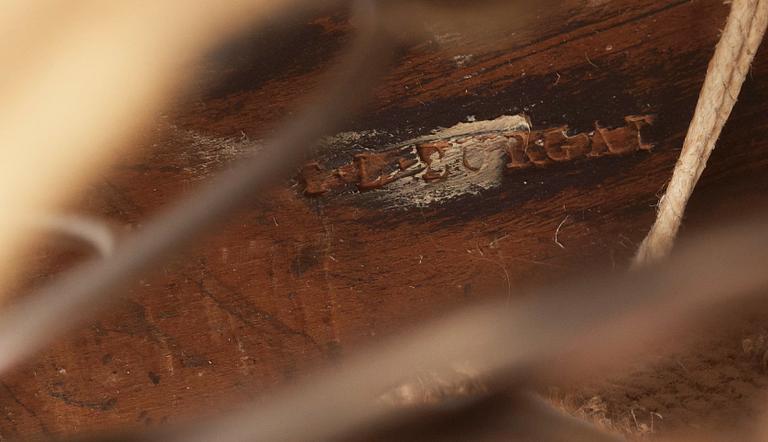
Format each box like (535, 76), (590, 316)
(47, 391), (117, 412)
(554, 215), (570, 249)
(1, 382), (51, 435)
(193, 272), (321, 350)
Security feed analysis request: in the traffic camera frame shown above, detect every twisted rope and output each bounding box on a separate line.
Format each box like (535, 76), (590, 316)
(634, 0), (768, 266)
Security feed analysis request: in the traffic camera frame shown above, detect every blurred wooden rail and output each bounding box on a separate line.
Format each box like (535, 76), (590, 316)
(3, 0), (768, 438)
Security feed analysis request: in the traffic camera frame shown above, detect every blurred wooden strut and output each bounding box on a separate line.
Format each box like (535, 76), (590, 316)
(0, 0), (339, 294)
(0, 0), (387, 375)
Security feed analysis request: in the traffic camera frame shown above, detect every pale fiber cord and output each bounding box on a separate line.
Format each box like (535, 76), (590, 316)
(634, 0), (768, 266)
(0, 1), (393, 376)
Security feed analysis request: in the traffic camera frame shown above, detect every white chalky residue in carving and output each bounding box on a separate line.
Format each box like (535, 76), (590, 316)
(375, 115), (530, 209)
(157, 125), (254, 180)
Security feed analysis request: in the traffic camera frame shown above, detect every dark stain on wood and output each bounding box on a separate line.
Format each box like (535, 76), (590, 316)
(289, 244), (323, 277)
(147, 372), (161, 385)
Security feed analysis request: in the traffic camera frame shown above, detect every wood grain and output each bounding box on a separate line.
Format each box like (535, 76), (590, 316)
(3, 0), (768, 438)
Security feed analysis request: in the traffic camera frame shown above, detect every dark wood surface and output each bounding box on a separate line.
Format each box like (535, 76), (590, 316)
(4, 0), (768, 438)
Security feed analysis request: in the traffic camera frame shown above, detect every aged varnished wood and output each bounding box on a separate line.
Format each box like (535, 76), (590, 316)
(3, 0), (768, 438)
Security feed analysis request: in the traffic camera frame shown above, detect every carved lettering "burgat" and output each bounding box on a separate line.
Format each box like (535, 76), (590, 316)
(300, 114), (654, 199)
(504, 115), (653, 169)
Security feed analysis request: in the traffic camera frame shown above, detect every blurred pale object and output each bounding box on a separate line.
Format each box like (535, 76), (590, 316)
(0, 0), (314, 295)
